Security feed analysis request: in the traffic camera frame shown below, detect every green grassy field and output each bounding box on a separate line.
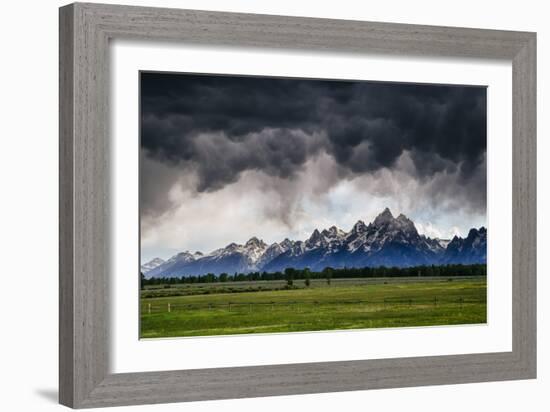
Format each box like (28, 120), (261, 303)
(140, 276), (487, 338)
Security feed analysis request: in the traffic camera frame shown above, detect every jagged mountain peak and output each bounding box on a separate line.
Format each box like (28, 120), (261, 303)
(310, 228), (321, 237)
(245, 236), (267, 248)
(214, 238), (269, 259)
(442, 226), (486, 264)
(140, 257), (165, 274)
(351, 220), (367, 234)
(396, 213), (410, 222)
(176, 250), (193, 256)
(467, 226), (487, 238)
(280, 238), (294, 249)
(369, 209), (418, 238)
(395, 213), (417, 231)
(145, 208), (487, 278)
(373, 207), (395, 226)
(306, 228), (326, 248)
(167, 251), (197, 263)
(322, 225), (346, 239)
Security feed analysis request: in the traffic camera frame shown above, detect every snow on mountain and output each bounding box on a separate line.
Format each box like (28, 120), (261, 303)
(145, 251), (198, 278)
(422, 235), (446, 253)
(207, 237), (268, 264)
(436, 238), (451, 249)
(243, 237), (269, 263)
(146, 237), (270, 278)
(145, 209), (487, 278)
(256, 238), (293, 268)
(322, 226), (346, 239)
(140, 257), (165, 274)
(345, 220), (368, 252)
(305, 229), (328, 250)
(442, 227), (487, 264)
(373, 207), (395, 226)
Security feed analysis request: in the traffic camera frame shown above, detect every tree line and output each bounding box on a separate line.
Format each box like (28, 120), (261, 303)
(141, 263), (486, 288)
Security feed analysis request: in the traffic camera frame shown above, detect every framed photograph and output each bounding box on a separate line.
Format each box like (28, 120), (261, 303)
(59, 2), (536, 408)
(138, 72), (490, 339)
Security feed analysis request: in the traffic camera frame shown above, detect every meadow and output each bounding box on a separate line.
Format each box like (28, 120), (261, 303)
(140, 276), (487, 338)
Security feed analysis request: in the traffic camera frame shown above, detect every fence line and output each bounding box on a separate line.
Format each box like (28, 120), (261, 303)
(141, 296), (484, 314)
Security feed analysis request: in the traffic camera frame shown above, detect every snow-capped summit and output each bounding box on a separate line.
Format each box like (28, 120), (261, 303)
(257, 241), (289, 267)
(144, 250), (199, 277)
(396, 213), (414, 226)
(322, 225), (346, 239)
(351, 220), (367, 234)
(140, 257), (165, 274)
(245, 236), (265, 248)
(243, 237), (269, 263)
(305, 229), (327, 249)
(373, 207), (394, 226)
(442, 227), (487, 264)
(209, 237), (269, 263)
(220, 243), (240, 254)
(177, 251), (196, 259)
(279, 238), (294, 250)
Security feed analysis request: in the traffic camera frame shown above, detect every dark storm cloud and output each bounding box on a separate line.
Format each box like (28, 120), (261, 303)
(140, 72), (486, 217)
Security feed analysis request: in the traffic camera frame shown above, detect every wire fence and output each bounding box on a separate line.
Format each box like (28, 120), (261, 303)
(141, 297), (486, 314)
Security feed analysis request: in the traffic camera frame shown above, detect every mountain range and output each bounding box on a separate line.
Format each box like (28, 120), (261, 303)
(142, 208), (487, 278)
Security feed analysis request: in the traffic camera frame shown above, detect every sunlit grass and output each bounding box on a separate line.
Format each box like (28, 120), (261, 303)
(140, 277), (487, 338)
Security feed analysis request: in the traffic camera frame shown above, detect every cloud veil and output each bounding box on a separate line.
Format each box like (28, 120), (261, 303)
(140, 72), (486, 261)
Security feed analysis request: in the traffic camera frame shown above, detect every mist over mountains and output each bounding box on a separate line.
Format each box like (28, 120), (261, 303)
(142, 208), (487, 278)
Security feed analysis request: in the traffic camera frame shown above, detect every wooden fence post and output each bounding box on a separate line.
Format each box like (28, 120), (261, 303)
(167, 303), (171, 313)
(148, 303), (151, 314)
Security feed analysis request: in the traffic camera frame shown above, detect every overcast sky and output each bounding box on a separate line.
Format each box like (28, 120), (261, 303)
(140, 72), (487, 262)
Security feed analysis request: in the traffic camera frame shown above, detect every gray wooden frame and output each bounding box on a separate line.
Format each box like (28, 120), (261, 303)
(59, 2), (536, 409)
